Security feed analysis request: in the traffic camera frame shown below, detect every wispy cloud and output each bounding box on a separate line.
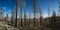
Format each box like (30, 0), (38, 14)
(4, 13), (52, 19)
(3, 7), (6, 10)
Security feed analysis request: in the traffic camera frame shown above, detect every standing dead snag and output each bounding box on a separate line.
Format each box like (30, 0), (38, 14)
(48, 10), (56, 30)
(23, 0), (27, 26)
(48, 6), (50, 18)
(24, 2), (26, 26)
(0, 8), (3, 20)
(24, 13), (26, 26)
(52, 10), (56, 23)
(58, 0), (60, 16)
(11, 7), (13, 26)
(14, 0), (18, 27)
(39, 8), (43, 30)
(50, 10), (56, 24)
(20, 0), (23, 27)
(29, 7), (31, 27)
(6, 14), (8, 22)
(48, 6), (50, 24)
(24, 12), (26, 26)
(40, 8), (43, 25)
(48, 6), (51, 30)
(33, 0), (36, 27)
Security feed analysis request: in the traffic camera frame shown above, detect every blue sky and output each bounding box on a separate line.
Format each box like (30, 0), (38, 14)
(0, 0), (59, 18)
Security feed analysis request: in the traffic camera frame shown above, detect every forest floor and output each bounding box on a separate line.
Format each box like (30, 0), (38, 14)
(0, 21), (19, 30)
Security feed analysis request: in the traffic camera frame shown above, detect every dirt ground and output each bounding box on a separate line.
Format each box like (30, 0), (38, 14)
(0, 21), (19, 30)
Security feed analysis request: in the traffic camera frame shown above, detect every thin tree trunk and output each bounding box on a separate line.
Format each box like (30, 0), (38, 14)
(11, 7), (13, 26)
(40, 8), (43, 24)
(53, 10), (56, 23)
(20, 0), (23, 27)
(58, 0), (60, 16)
(39, 8), (43, 30)
(24, 12), (26, 26)
(48, 6), (51, 30)
(6, 14), (8, 24)
(14, 0), (18, 27)
(33, 0), (36, 27)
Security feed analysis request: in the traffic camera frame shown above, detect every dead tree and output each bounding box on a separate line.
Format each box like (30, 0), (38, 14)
(11, 7), (13, 26)
(0, 8), (3, 20)
(4, 17), (6, 21)
(33, 0), (36, 27)
(14, 0), (18, 27)
(39, 8), (43, 30)
(52, 10), (56, 23)
(29, 11), (30, 26)
(6, 14), (8, 22)
(20, 0), (23, 27)
(48, 6), (51, 30)
(24, 5), (26, 26)
(48, 6), (51, 24)
(48, 6), (50, 18)
(24, 12), (26, 26)
(29, 7), (31, 26)
(40, 8), (43, 25)
(58, 0), (60, 16)
(21, 0), (26, 26)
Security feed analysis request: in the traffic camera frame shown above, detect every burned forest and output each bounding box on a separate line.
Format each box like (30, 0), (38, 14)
(0, 0), (60, 30)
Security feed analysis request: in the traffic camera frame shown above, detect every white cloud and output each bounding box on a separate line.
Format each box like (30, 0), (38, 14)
(43, 14), (48, 18)
(28, 13), (49, 19)
(3, 13), (52, 19)
(3, 7), (6, 10)
(30, 13), (52, 18)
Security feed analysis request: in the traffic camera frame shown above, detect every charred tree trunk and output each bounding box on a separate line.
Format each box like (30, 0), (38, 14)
(40, 8), (42, 25)
(24, 13), (26, 26)
(48, 6), (51, 30)
(29, 8), (31, 26)
(33, 0), (36, 27)
(52, 10), (56, 23)
(11, 7), (13, 26)
(39, 8), (43, 30)
(0, 8), (3, 20)
(58, 0), (60, 16)
(4, 17), (6, 21)
(5, 14), (8, 22)
(14, 0), (18, 27)
(20, 0), (23, 27)
(23, 0), (27, 26)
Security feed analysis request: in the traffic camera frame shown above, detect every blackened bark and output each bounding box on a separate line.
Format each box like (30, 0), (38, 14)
(14, 0), (18, 27)
(20, 0), (23, 27)
(33, 0), (36, 27)
(53, 11), (56, 23)
(11, 7), (13, 26)
(39, 8), (43, 30)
